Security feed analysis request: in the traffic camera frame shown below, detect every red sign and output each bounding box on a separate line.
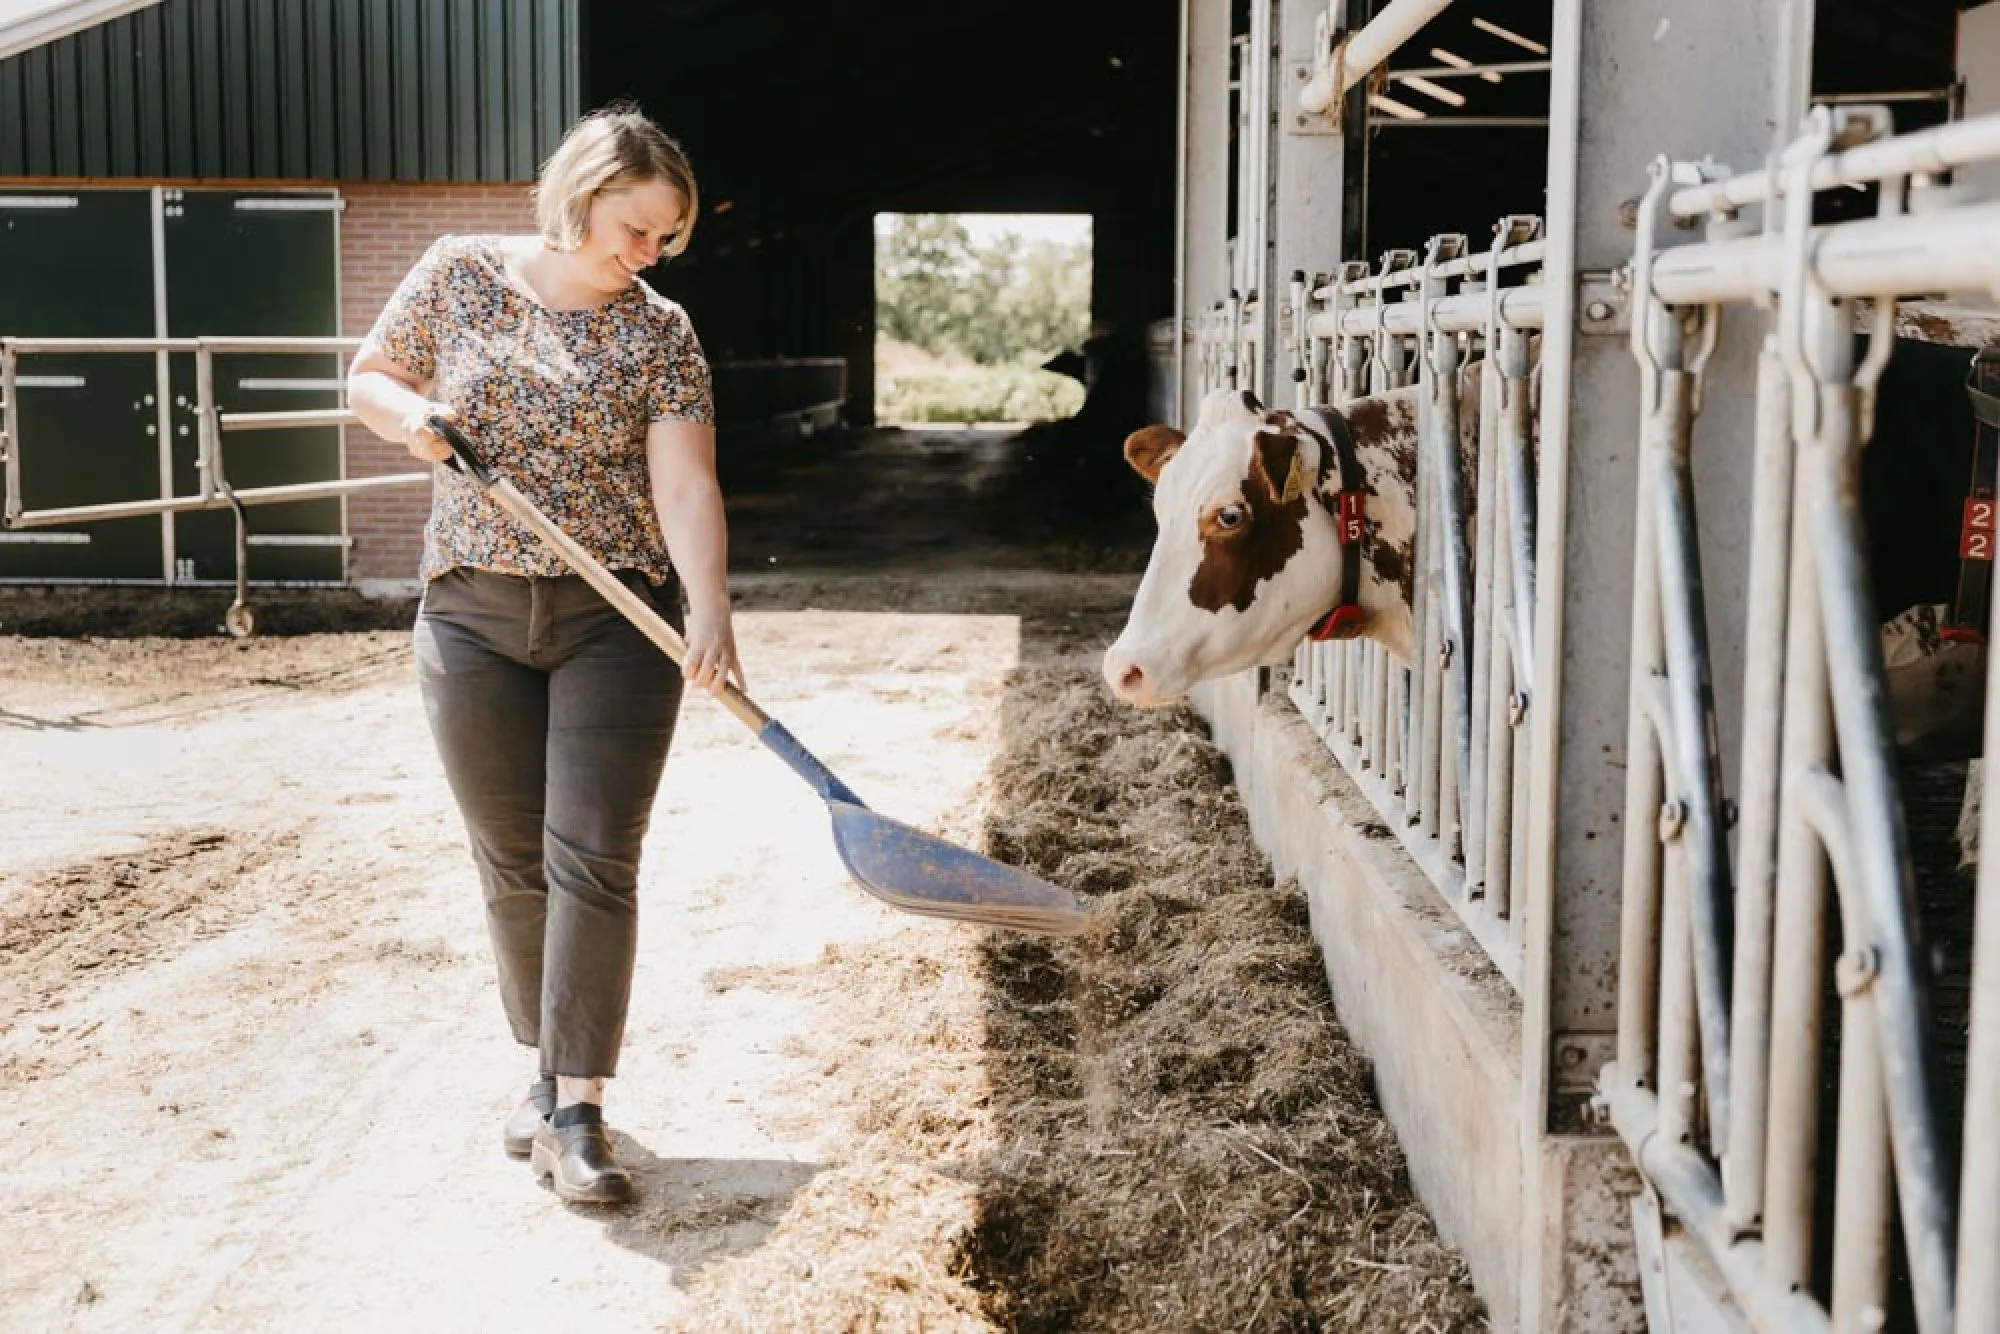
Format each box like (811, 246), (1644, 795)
(1962, 497), (1995, 562)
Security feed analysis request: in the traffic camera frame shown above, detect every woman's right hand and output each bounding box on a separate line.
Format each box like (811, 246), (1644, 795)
(399, 402), (459, 464)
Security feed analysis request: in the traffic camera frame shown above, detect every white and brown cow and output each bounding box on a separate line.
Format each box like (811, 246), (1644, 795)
(1103, 377), (1485, 708)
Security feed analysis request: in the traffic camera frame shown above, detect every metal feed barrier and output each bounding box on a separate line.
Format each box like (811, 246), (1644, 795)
(1190, 219), (1553, 993)
(1190, 69), (2000, 1332)
(1598, 103), (2000, 1334)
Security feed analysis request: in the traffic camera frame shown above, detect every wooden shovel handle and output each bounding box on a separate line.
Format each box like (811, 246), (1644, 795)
(431, 418), (770, 733)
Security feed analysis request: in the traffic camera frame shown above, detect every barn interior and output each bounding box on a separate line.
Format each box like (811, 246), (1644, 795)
(580, 0), (1979, 574)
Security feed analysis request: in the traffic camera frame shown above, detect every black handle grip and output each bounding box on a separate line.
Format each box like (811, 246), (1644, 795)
(427, 415), (497, 486)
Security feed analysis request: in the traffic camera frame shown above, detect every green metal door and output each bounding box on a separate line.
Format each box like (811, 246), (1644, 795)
(0, 188), (165, 580)
(165, 188), (344, 585)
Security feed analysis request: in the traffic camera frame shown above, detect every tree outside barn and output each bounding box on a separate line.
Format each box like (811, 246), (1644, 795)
(874, 212), (1092, 425)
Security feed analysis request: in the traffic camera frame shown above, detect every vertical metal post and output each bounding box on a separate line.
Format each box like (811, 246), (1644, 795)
(1, 343), (19, 527)
(1469, 311), (1503, 894)
(1656, 816), (1700, 1150)
(1961, 579), (2000, 1333)
(151, 186), (177, 584)
(1276, 0), (1344, 402)
(1521, 0), (1778, 1325)
(195, 347), (221, 501)
(1724, 337), (1794, 1229)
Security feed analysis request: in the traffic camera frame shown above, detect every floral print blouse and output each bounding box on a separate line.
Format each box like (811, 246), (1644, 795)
(363, 234), (714, 585)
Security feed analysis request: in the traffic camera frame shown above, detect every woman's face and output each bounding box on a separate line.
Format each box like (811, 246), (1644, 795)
(574, 178), (688, 292)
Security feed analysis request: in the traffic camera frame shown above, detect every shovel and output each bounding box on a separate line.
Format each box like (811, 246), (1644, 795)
(428, 417), (1088, 937)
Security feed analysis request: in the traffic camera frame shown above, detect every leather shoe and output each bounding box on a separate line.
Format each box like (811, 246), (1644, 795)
(530, 1119), (634, 1204)
(502, 1077), (556, 1159)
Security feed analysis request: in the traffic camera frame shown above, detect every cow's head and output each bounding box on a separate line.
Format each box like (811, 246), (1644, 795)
(1103, 386), (1421, 707)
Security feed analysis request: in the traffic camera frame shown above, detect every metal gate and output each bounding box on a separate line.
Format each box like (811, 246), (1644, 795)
(0, 184), (345, 585)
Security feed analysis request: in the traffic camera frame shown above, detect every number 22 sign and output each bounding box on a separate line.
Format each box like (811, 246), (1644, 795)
(1964, 498), (1996, 562)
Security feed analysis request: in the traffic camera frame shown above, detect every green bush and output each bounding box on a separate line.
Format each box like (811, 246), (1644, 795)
(878, 367), (1085, 424)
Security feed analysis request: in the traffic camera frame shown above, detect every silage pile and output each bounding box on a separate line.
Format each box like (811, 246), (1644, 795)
(964, 659), (1485, 1332)
(673, 645), (1485, 1332)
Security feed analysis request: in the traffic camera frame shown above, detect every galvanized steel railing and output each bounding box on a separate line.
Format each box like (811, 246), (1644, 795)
(1186, 216), (1550, 991)
(0, 335), (416, 538)
(1599, 103), (2000, 1334)
(1289, 221), (1548, 991)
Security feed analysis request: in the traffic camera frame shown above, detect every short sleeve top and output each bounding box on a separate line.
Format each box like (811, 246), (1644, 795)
(361, 234), (714, 585)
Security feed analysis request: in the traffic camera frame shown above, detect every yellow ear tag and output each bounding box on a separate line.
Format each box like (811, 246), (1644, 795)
(1280, 449), (1307, 504)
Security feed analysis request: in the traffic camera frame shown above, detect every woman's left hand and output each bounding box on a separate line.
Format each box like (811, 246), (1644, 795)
(682, 607), (745, 696)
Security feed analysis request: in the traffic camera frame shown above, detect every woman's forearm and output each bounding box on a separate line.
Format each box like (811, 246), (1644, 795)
(655, 480), (730, 617)
(346, 367), (436, 445)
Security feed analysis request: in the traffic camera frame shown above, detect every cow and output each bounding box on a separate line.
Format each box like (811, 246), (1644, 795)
(1102, 372), (1486, 709)
(1101, 337), (1992, 863)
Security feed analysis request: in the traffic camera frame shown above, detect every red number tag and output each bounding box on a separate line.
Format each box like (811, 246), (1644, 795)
(1963, 498), (1995, 563)
(1337, 491), (1366, 546)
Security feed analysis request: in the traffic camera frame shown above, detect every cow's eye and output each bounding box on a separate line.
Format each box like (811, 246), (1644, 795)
(1214, 504), (1247, 531)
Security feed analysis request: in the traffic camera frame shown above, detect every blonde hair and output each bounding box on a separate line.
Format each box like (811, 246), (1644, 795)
(533, 104), (699, 258)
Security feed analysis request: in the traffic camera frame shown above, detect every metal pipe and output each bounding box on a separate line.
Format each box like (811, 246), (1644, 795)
(1418, 561), (1443, 837)
(1468, 358), (1502, 895)
(1804, 367), (1957, 1334)
(1309, 284), (1544, 340)
(1387, 59), (1551, 81)
(217, 409), (359, 432)
(1, 343), (19, 526)
(1314, 239), (1544, 299)
(1389, 662), (1407, 797)
(1813, 87), (1959, 108)
(1650, 368), (1737, 1149)
(1763, 335), (1838, 1298)
(1497, 323), (1538, 687)
(150, 186), (175, 585)
(1659, 800), (1700, 1150)
(1372, 640), (1391, 781)
(1370, 116), (1552, 129)
(1483, 554), (1516, 917)
(1794, 768), (1893, 1334)
(1649, 200), (2000, 307)
(1828, 986), (1892, 1334)
(1723, 337), (1793, 1231)
(2, 472), (431, 527)
(1671, 110), (2000, 218)
(1171, 0), (1192, 428)
(1424, 325), (1475, 842)
(1299, 0), (1457, 114)
(1599, 1075), (1840, 1334)
(198, 336), (363, 355)
(0, 337), (203, 353)
(194, 348), (220, 502)
(1961, 596), (2000, 1333)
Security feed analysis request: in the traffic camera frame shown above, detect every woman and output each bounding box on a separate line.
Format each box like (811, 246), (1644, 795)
(346, 105), (741, 1205)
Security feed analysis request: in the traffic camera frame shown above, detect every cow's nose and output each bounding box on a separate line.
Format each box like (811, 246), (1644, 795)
(1103, 649), (1150, 704)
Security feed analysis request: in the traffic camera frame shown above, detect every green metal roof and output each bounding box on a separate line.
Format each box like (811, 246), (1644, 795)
(0, 0), (581, 182)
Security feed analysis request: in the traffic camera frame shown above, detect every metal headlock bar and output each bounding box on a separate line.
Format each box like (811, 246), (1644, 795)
(1265, 215), (1560, 992)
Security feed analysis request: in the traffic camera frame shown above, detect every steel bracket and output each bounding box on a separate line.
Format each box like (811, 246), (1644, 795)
(1579, 271), (1633, 336)
(1554, 1032), (1617, 1094)
(1287, 62), (1343, 135)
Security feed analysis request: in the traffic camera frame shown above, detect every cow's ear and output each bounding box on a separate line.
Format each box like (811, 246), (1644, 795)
(1123, 425), (1186, 482)
(1250, 429), (1306, 506)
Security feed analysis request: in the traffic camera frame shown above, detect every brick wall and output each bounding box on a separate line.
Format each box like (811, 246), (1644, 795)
(341, 182), (536, 590)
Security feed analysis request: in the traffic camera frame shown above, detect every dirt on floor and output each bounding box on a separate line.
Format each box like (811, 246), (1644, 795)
(0, 570), (1482, 1332)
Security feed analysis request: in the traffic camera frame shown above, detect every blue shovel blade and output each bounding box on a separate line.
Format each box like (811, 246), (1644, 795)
(824, 800), (1088, 932)
(759, 718), (1087, 934)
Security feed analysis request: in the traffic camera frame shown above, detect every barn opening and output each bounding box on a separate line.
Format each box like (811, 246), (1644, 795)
(872, 211), (1095, 428)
